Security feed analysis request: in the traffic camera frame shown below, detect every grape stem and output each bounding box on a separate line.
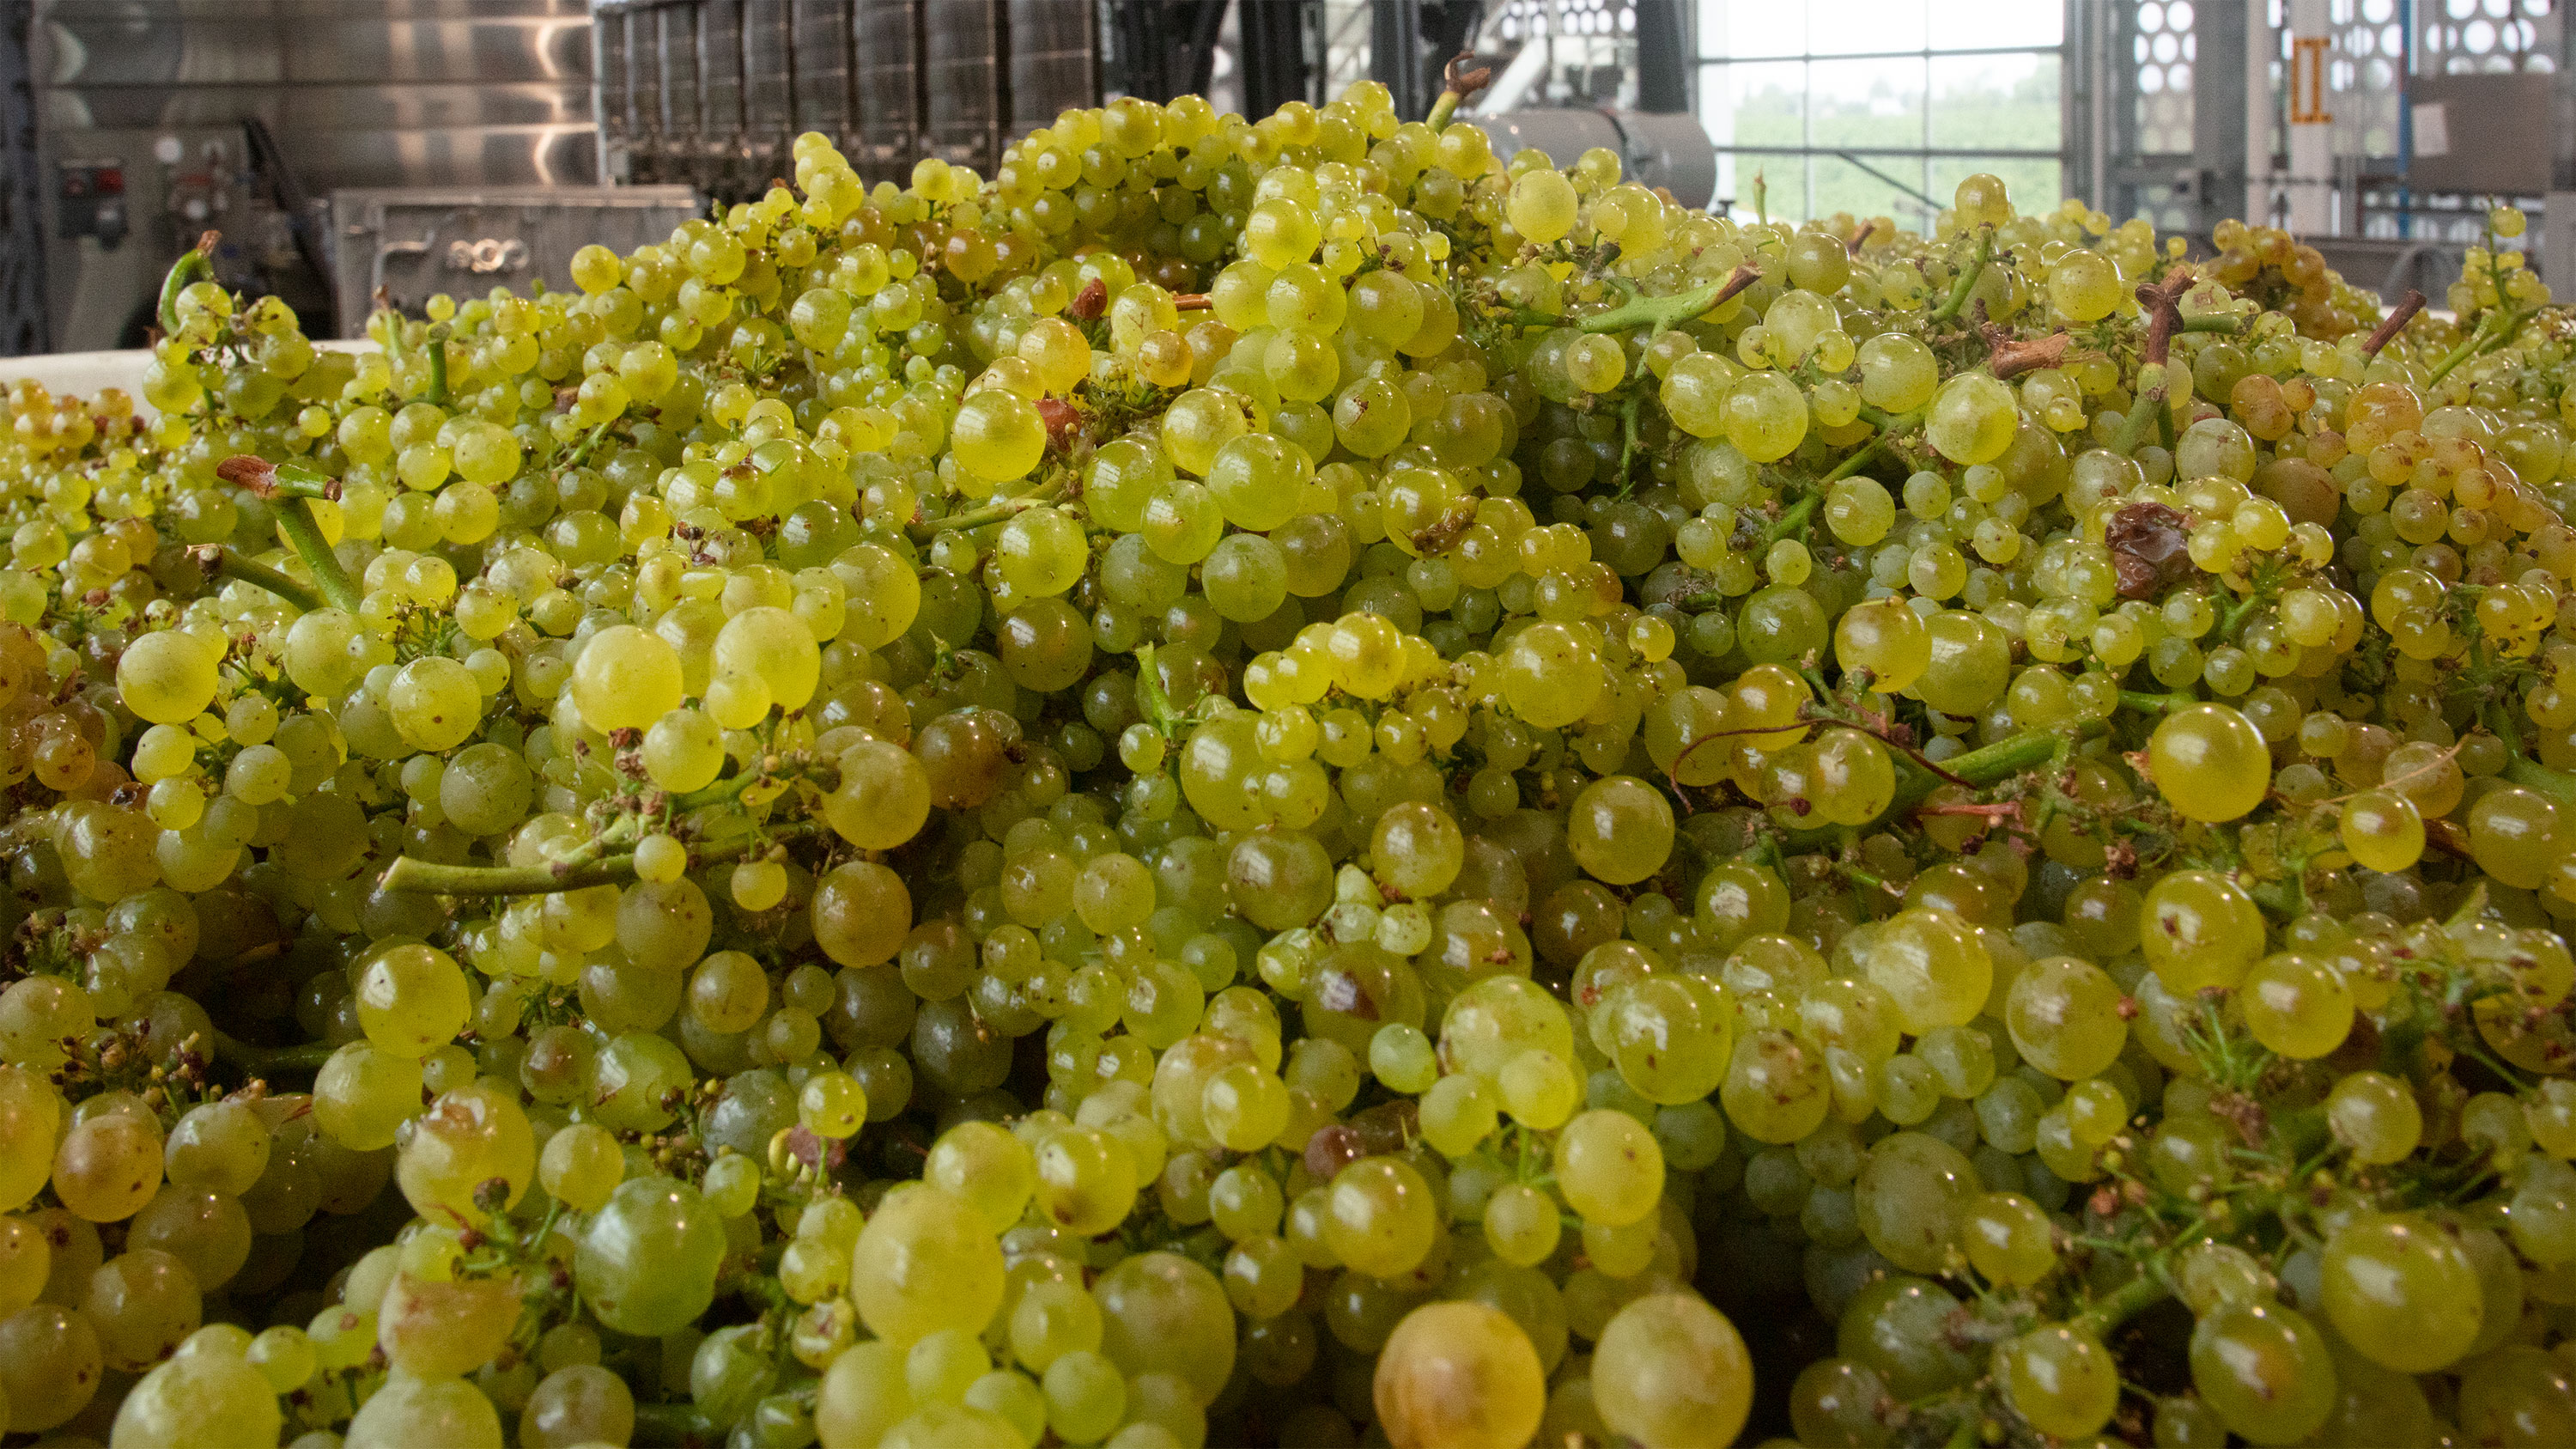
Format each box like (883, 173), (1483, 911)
(2071, 1264), (2174, 1337)
(210, 1031), (337, 1076)
(562, 417), (618, 470)
(1977, 323), (2074, 380)
(2426, 305), (2536, 385)
(1575, 262), (1760, 336)
(2177, 313), (2246, 335)
(2117, 689), (2196, 715)
(1764, 493), (1820, 545)
(1778, 729), (2060, 851)
(2505, 754), (2576, 803)
(191, 545), (323, 612)
(924, 478), (1067, 534)
(629, 1404), (713, 1443)
(216, 455), (341, 503)
(1819, 407), (1920, 485)
(1925, 231), (1995, 326)
(2362, 289), (2427, 357)
(423, 323), (452, 407)
(380, 820), (824, 896)
(270, 496), (363, 613)
(1422, 52), (1494, 131)
(155, 229), (221, 338)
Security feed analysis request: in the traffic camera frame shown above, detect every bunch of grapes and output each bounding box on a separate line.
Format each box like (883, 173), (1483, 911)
(8, 67), (2576, 1449)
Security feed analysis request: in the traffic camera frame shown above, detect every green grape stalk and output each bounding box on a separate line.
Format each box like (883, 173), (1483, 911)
(3, 72), (2576, 1449)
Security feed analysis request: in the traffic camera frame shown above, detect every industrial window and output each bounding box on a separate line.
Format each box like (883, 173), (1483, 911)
(1694, 0), (2066, 228)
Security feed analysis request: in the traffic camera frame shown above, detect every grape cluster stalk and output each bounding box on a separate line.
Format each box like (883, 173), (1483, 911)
(6, 76), (2576, 1449)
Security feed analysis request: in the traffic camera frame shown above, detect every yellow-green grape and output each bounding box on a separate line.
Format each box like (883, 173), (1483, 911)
(1996, 1325), (2119, 1440)
(115, 632), (221, 726)
(1554, 1110), (1664, 1227)
(2148, 703), (2270, 822)
(538, 1123), (624, 1212)
(1834, 597), (1929, 692)
(355, 943), (471, 1056)
(1499, 620), (1604, 728)
(1922, 374), (2018, 464)
(1856, 332), (1938, 412)
(952, 391), (1048, 484)
(396, 1081), (534, 1227)
(1033, 1128), (1139, 1236)
(1322, 1156), (1437, 1277)
(1961, 1190), (2055, 1287)
(570, 243), (623, 293)
(1589, 1294), (1753, 1449)
(1505, 170), (1578, 244)
(850, 1180), (999, 1340)
(2046, 249), (2123, 322)
(2318, 1213), (2482, 1372)
(712, 606), (822, 712)
(53, 1111), (162, 1223)
(2140, 868), (2263, 993)
(112, 1349), (282, 1449)
(2337, 788), (2423, 873)
(2239, 953), (2354, 1059)
(1862, 909), (1991, 1035)
(1498, 1047), (1583, 1129)
(1483, 1184), (1562, 1267)
(570, 624), (685, 732)
(1373, 1301), (1546, 1449)
(2469, 787), (2564, 889)
(800, 1070), (870, 1141)
(2005, 957), (2127, 1081)
(1720, 371), (1808, 462)
(2188, 1302), (2337, 1445)
(315, 1041), (426, 1152)
(1564, 776), (1674, 886)
(1721, 1028), (1829, 1143)
(1853, 1131), (1978, 1275)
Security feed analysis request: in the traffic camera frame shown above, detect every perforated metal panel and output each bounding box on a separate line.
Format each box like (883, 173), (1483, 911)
(2133, 0), (2197, 158)
(1011, 0), (1097, 137)
(792, 0), (855, 143)
(925, 0), (1004, 171)
(743, 0), (794, 174)
(855, 0), (921, 183)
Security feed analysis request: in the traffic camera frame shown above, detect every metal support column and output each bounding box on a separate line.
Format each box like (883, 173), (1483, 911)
(0, 0), (43, 356)
(1371, 0), (1427, 119)
(1239, 0), (1320, 116)
(1633, 0), (1688, 113)
(2191, 0), (2251, 240)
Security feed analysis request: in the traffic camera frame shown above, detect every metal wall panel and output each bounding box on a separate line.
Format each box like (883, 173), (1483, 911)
(853, 0), (918, 183)
(655, 1), (699, 155)
(696, 0), (744, 163)
(39, 0), (600, 191)
(741, 0), (793, 169)
(1008, 0), (1093, 139)
(924, 0), (1001, 172)
(790, 0), (852, 144)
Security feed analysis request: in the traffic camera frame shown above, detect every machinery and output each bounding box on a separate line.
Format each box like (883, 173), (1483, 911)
(33, 0), (603, 349)
(327, 186), (702, 337)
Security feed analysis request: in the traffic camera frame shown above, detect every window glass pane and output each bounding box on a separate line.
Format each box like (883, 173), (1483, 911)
(1930, 155), (2063, 217)
(1711, 0), (1809, 59)
(1809, 57), (1930, 152)
(1979, 0), (2064, 47)
(1813, 152), (1935, 227)
(1704, 59), (1810, 149)
(1803, 0), (1926, 58)
(1928, 52), (2060, 151)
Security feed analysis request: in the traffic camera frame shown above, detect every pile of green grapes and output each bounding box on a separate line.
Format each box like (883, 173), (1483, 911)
(9, 73), (2576, 1449)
